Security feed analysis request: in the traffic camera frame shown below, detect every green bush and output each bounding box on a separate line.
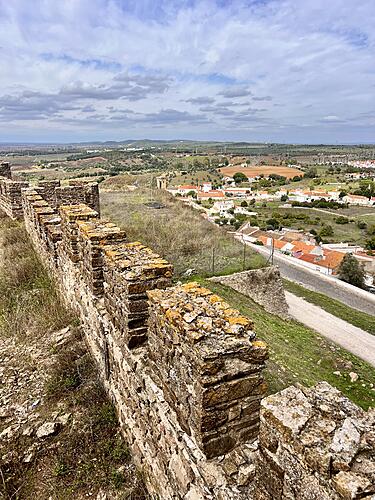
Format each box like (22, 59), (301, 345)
(335, 216), (349, 224)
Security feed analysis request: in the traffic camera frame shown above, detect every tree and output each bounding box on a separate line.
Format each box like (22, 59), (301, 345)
(365, 237), (375, 251)
(240, 200), (248, 207)
(319, 224), (334, 237)
(266, 218), (280, 230)
(338, 253), (365, 289)
(304, 167), (318, 178)
(280, 194), (288, 202)
(233, 172), (248, 184)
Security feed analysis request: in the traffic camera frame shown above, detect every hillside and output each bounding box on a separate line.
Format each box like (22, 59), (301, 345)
(0, 213), (146, 499)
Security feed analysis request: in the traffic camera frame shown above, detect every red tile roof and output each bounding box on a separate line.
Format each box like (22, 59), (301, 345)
(290, 241), (316, 254)
(179, 185), (198, 190)
(197, 191), (225, 198)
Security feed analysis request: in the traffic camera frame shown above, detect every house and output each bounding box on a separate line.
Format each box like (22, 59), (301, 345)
(295, 249), (344, 275)
(201, 182), (212, 193)
(342, 194), (371, 206)
(175, 185), (199, 195)
(197, 190), (225, 200)
(210, 200), (235, 217)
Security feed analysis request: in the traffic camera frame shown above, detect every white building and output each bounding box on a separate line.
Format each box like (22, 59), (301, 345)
(210, 200), (235, 217)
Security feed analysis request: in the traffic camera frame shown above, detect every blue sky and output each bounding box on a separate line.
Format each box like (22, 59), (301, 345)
(0, 0), (374, 143)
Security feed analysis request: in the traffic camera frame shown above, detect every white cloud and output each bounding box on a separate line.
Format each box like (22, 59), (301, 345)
(0, 0), (374, 142)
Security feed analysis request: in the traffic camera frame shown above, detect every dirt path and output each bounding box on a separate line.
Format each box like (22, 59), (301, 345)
(285, 291), (375, 368)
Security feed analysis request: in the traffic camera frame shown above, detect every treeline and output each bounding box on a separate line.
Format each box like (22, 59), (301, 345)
(291, 200), (348, 210)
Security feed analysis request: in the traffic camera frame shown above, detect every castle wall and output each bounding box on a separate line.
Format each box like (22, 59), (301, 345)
(0, 161), (11, 179)
(256, 382), (375, 499)
(0, 176), (100, 220)
(210, 266), (289, 319)
(20, 190), (269, 499)
(0, 181), (373, 499)
(0, 178), (29, 219)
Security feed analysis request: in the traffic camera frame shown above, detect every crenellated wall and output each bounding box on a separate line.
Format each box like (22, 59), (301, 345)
(0, 179), (373, 499)
(0, 178), (29, 219)
(0, 176), (100, 220)
(0, 161), (11, 179)
(20, 188), (269, 498)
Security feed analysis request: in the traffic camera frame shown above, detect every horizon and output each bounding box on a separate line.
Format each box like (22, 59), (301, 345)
(1, 139), (375, 147)
(1, 0), (375, 143)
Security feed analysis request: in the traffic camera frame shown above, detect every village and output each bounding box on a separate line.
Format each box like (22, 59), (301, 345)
(166, 172), (375, 286)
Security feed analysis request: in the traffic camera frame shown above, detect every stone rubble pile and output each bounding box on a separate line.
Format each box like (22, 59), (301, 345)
(257, 382), (375, 499)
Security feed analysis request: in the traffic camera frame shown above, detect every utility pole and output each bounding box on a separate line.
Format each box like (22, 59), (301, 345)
(212, 247), (215, 275)
(267, 238), (274, 266)
(243, 238), (246, 270)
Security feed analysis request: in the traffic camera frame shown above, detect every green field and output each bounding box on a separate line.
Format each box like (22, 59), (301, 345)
(203, 280), (375, 410)
(248, 204), (375, 246)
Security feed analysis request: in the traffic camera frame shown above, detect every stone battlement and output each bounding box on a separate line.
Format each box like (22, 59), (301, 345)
(0, 180), (373, 499)
(0, 176), (100, 220)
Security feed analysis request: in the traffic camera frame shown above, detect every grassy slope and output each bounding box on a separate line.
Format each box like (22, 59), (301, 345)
(283, 279), (375, 335)
(203, 280), (375, 410)
(0, 214), (146, 499)
(0, 214), (74, 337)
(252, 205), (373, 245)
(101, 187), (265, 277)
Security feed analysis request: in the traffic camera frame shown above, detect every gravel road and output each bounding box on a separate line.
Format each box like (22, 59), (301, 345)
(286, 291), (375, 368)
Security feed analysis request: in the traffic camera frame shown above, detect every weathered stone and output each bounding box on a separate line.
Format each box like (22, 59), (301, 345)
(330, 418), (361, 471)
(261, 386), (313, 436)
(36, 422), (60, 438)
(209, 266), (290, 319)
(332, 471), (372, 499)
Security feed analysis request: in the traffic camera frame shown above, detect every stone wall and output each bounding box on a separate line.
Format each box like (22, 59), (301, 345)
(0, 178), (29, 219)
(0, 182), (373, 499)
(19, 191), (269, 499)
(256, 382), (375, 499)
(210, 266), (289, 319)
(0, 175), (100, 220)
(0, 161), (11, 179)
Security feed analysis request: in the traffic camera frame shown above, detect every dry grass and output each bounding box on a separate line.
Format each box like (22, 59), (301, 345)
(101, 188), (265, 277)
(219, 165), (303, 179)
(0, 214), (74, 338)
(0, 211), (147, 499)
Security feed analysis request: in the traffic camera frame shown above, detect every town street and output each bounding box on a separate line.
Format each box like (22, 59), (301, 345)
(237, 236), (375, 316)
(286, 292), (375, 367)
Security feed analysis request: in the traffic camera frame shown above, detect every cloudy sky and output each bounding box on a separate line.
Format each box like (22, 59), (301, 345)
(0, 0), (374, 143)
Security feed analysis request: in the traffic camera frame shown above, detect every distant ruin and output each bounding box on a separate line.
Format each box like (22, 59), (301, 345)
(0, 169), (374, 499)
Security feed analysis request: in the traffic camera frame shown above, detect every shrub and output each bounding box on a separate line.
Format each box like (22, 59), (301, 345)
(335, 216), (349, 224)
(266, 218), (280, 230)
(319, 225), (334, 237)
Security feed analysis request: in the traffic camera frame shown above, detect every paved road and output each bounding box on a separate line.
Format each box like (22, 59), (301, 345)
(286, 292), (375, 367)
(236, 237), (375, 316)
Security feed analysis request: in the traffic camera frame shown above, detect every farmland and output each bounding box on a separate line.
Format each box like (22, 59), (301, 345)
(219, 165), (303, 179)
